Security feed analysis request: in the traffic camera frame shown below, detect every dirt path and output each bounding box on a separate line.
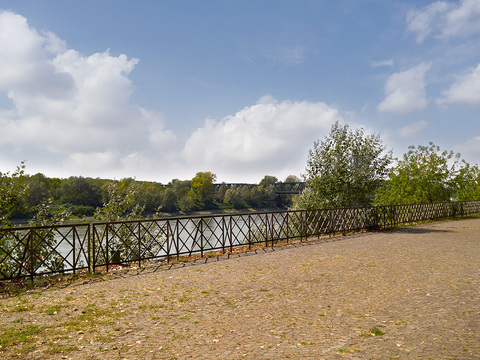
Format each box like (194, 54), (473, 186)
(1, 218), (479, 359)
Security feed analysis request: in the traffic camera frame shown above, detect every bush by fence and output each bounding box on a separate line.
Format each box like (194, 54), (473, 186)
(1, 201), (479, 282)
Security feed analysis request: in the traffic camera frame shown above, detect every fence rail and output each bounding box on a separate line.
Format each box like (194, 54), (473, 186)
(1, 201), (480, 282)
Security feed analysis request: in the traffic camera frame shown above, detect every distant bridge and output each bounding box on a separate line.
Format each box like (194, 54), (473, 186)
(213, 182), (305, 195)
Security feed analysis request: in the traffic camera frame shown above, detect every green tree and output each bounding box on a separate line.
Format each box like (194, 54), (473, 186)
(296, 121), (392, 209)
(454, 164), (480, 201)
(259, 175), (278, 186)
(134, 183), (164, 214)
(374, 143), (462, 205)
(59, 176), (103, 207)
(94, 181), (144, 221)
(190, 171), (216, 209)
(0, 162), (28, 227)
(224, 186), (247, 209)
(159, 187), (178, 212)
(284, 175), (301, 183)
(25, 173), (51, 208)
(215, 182), (228, 203)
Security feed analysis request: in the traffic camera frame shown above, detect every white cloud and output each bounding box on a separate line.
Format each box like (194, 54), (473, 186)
(0, 10), (177, 179)
(454, 136), (480, 165)
(437, 63), (480, 106)
(407, 0), (480, 43)
(182, 97), (341, 181)
(371, 59), (394, 68)
(406, 1), (452, 43)
(378, 63), (431, 114)
(397, 120), (428, 138)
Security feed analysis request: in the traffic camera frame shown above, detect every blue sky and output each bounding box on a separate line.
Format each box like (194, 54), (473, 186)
(0, 0), (479, 183)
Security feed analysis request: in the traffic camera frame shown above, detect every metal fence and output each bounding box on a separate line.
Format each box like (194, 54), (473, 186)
(1, 201), (479, 282)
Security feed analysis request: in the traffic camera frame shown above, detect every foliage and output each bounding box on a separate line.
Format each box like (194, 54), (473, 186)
(59, 176), (103, 207)
(160, 188), (178, 212)
(0, 162), (28, 227)
(189, 171), (216, 209)
(296, 121), (392, 209)
(259, 175), (278, 186)
(0, 199), (70, 278)
(24, 173), (51, 208)
(27, 200), (71, 272)
(5, 168), (299, 220)
(284, 174), (301, 182)
(454, 163), (480, 201)
(224, 186), (248, 209)
(94, 181), (144, 222)
(374, 143), (464, 205)
(93, 181), (149, 263)
(134, 183), (164, 213)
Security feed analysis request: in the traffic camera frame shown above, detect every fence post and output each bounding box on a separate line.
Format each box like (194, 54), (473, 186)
(176, 220), (180, 261)
(88, 224), (92, 273)
(72, 227), (76, 275)
(200, 218), (204, 258)
(106, 224), (109, 273)
(166, 221), (171, 263)
(28, 230), (34, 284)
(286, 213), (290, 244)
(229, 216), (233, 253)
(138, 222), (141, 268)
(265, 214), (269, 248)
(248, 215), (252, 250)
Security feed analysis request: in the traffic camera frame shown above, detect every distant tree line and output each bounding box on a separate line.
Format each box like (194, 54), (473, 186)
(2, 169), (300, 222)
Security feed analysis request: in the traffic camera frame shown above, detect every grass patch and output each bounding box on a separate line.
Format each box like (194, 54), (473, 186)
(10, 304), (32, 312)
(0, 324), (46, 350)
(44, 304), (64, 315)
(361, 325), (385, 337)
(300, 341), (315, 346)
(45, 344), (79, 355)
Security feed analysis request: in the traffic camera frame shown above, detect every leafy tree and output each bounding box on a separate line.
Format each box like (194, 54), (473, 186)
(259, 175), (278, 186)
(215, 182), (229, 203)
(284, 175), (301, 183)
(190, 171), (216, 208)
(159, 188), (178, 213)
(26, 200), (70, 273)
(0, 162), (28, 227)
(454, 164), (480, 201)
(179, 192), (196, 212)
(59, 176), (103, 207)
(245, 186), (264, 208)
(24, 173), (51, 208)
(296, 121), (392, 209)
(94, 181), (144, 221)
(224, 186), (247, 209)
(94, 181), (151, 264)
(134, 183), (164, 213)
(375, 143), (462, 205)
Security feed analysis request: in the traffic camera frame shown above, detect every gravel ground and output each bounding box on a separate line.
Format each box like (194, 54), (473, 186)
(1, 217), (479, 360)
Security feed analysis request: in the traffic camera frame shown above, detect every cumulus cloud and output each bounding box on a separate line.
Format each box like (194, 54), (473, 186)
(182, 96), (341, 180)
(378, 63), (431, 114)
(437, 64), (480, 106)
(454, 136), (480, 165)
(407, 0), (480, 43)
(397, 120), (428, 138)
(0, 10), (176, 179)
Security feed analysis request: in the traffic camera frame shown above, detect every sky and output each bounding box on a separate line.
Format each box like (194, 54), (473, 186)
(0, 0), (479, 184)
